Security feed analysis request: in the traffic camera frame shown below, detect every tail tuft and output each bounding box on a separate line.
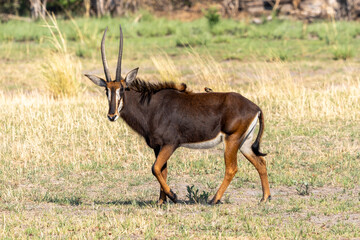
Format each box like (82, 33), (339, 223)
(251, 111), (267, 157)
(251, 141), (267, 156)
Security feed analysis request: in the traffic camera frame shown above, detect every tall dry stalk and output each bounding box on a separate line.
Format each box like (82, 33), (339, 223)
(151, 54), (182, 83)
(188, 50), (231, 92)
(151, 50), (232, 92)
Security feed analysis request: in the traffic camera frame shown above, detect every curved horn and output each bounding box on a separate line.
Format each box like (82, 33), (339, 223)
(115, 25), (123, 82)
(101, 27), (112, 82)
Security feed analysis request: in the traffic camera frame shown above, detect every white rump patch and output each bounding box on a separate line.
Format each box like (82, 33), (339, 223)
(240, 112), (259, 155)
(181, 132), (225, 149)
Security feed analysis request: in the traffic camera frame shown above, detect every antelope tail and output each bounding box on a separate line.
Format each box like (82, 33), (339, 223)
(251, 111), (267, 156)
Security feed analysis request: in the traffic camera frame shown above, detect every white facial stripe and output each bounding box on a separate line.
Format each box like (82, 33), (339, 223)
(108, 90), (111, 101)
(116, 88), (120, 100)
(118, 98), (124, 112)
(181, 132), (225, 149)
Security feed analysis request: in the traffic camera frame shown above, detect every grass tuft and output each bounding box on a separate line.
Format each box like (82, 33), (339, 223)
(332, 45), (353, 60)
(41, 12), (82, 98)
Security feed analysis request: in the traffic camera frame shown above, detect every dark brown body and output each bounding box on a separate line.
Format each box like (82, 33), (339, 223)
(86, 26), (271, 205)
(121, 88), (259, 149)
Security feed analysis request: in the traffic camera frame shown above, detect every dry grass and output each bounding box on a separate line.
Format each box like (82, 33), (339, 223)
(242, 61), (360, 122)
(151, 54), (182, 83)
(152, 51), (232, 92)
(1, 46), (359, 239)
(41, 12), (82, 98)
(187, 50), (231, 92)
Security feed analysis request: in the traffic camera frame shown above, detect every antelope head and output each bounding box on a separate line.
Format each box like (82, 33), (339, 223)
(85, 26), (138, 122)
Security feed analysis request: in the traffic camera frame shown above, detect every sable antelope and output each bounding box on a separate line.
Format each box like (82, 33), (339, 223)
(85, 26), (271, 205)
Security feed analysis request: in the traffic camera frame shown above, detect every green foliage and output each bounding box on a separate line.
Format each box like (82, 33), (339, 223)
(134, 18), (177, 37)
(204, 7), (220, 28)
(0, 0), (29, 15)
(175, 35), (208, 47)
(0, 15), (360, 63)
(186, 185), (210, 204)
(138, 9), (155, 22)
(296, 181), (311, 196)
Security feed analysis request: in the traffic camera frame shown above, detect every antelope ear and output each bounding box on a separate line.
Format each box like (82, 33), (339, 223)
(85, 74), (107, 87)
(125, 67), (139, 86)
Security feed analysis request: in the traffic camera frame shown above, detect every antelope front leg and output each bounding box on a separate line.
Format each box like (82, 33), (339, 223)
(154, 148), (168, 205)
(209, 139), (239, 205)
(152, 145), (177, 204)
(158, 163), (168, 205)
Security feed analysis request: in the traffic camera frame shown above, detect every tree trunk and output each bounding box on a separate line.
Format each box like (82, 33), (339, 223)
(30, 0), (47, 19)
(84, 0), (91, 17)
(93, 0), (105, 17)
(41, 0), (47, 16)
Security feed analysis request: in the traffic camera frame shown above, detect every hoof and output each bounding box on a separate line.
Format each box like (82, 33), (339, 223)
(259, 195), (272, 204)
(157, 199), (167, 206)
(167, 189), (178, 203)
(208, 199), (222, 205)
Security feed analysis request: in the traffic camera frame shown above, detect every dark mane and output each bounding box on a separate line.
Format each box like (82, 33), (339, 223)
(129, 78), (190, 104)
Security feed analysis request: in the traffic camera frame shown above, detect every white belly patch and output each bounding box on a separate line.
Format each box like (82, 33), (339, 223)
(181, 132), (225, 149)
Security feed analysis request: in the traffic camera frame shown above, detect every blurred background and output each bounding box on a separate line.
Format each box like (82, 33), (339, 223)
(1, 0), (360, 20)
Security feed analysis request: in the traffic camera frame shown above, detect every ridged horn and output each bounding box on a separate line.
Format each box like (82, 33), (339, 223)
(115, 25), (123, 82)
(101, 27), (112, 82)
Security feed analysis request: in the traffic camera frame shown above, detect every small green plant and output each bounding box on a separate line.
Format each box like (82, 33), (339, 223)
(204, 7), (220, 28)
(186, 185), (210, 204)
(296, 181), (311, 196)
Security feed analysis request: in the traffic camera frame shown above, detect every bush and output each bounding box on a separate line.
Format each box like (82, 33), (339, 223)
(204, 7), (220, 28)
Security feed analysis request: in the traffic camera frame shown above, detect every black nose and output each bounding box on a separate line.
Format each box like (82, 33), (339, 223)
(108, 115), (117, 121)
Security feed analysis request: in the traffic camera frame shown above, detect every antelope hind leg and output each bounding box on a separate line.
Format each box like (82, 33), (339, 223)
(241, 144), (271, 203)
(209, 138), (239, 205)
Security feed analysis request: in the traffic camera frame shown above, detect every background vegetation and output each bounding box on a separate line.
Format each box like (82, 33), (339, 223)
(0, 11), (359, 238)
